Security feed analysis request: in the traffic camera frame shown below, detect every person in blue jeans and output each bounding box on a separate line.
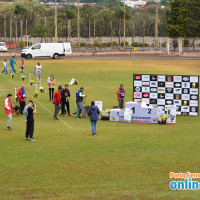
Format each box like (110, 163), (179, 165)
(10, 56), (17, 73)
(87, 101), (100, 136)
(2, 59), (8, 74)
(76, 87), (87, 119)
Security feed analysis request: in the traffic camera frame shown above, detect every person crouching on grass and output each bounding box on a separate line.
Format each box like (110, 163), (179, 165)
(87, 101), (100, 136)
(25, 100), (37, 141)
(53, 86), (62, 120)
(4, 94), (13, 130)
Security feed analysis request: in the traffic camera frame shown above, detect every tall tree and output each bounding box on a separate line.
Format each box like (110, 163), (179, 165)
(166, 0), (190, 37)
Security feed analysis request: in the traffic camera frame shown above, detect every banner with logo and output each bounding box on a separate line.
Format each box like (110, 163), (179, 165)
(110, 109), (124, 122)
(133, 74), (199, 116)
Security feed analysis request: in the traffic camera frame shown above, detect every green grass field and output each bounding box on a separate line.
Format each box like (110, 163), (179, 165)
(0, 58), (200, 200)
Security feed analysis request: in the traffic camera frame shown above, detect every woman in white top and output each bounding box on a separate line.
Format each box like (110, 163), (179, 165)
(34, 62), (42, 83)
(2, 59), (8, 74)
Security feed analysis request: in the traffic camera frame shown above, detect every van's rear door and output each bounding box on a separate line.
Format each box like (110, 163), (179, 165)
(63, 43), (72, 55)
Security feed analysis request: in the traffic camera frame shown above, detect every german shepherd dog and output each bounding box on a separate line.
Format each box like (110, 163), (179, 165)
(73, 106), (89, 117)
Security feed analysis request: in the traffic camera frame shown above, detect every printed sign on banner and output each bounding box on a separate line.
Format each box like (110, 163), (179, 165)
(166, 105), (176, 124)
(95, 101), (103, 112)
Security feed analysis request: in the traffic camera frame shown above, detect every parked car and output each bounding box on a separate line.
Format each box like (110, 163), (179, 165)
(0, 42), (8, 52)
(21, 42), (72, 59)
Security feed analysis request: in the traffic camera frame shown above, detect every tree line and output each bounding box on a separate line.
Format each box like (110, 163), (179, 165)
(0, 0), (199, 43)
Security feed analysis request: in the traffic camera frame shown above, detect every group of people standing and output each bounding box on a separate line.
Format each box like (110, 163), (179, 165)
(3, 56), (125, 137)
(4, 89), (37, 141)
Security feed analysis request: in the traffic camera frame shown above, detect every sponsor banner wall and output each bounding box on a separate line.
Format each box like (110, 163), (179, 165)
(133, 74), (199, 116)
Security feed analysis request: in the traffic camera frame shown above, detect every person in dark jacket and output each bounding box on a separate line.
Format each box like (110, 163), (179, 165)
(61, 84), (71, 116)
(87, 101), (100, 136)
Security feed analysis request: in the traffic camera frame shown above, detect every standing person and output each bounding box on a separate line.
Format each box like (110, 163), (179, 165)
(87, 101), (100, 136)
(116, 84), (125, 109)
(48, 75), (56, 101)
(2, 59), (8, 74)
(4, 94), (13, 130)
(61, 84), (71, 116)
(16, 85), (26, 115)
(24, 100), (36, 141)
(76, 87), (87, 119)
(34, 62), (42, 83)
(20, 59), (24, 73)
(10, 56), (17, 73)
(53, 86), (62, 120)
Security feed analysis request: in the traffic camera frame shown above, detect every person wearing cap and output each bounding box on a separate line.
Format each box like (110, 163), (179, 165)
(61, 84), (71, 116)
(25, 100), (37, 141)
(53, 86), (62, 120)
(4, 94), (13, 130)
(34, 62), (42, 83)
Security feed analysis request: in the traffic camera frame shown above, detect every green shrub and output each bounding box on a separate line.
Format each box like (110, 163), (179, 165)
(80, 42), (87, 47)
(120, 41), (129, 47)
(112, 41), (118, 46)
(19, 41), (25, 49)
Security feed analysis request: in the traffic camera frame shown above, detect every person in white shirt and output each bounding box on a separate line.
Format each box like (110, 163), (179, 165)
(2, 59), (8, 74)
(34, 62), (42, 83)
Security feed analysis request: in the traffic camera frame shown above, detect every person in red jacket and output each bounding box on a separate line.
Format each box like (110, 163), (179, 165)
(16, 85), (26, 115)
(4, 94), (13, 130)
(53, 86), (62, 120)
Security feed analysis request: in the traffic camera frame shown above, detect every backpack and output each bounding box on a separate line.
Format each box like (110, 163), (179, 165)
(24, 106), (29, 122)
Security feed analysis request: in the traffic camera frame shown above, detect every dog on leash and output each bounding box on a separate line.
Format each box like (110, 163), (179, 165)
(73, 106), (89, 117)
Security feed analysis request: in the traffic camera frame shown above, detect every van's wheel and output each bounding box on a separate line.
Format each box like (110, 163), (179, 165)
(53, 53), (59, 59)
(26, 54), (32, 59)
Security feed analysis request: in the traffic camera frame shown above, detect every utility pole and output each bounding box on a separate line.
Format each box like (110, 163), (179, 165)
(94, 19), (96, 41)
(77, 0), (80, 48)
(155, 0), (158, 49)
(123, 0), (126, 50)
(15, 16), (17, 55)
(89, 20), (91, 44)
(4, 14), (7, 42)
(55, 0), (58, 42)
(26, 19), (27, 36)
(132, 22), (134, 46)
(44, 17), (47, 43)
(10, 14), (12, 43)
(20, 20), (23, 41)
(111, 20), (113, 49)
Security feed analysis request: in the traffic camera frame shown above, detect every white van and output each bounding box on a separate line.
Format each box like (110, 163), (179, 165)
(0, 42), (8, 52)
(21, 42), (72, 59)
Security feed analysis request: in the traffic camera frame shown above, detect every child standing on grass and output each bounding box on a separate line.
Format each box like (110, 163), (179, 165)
(2, 59), (8, 74)
(20, 60), (24, 73)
